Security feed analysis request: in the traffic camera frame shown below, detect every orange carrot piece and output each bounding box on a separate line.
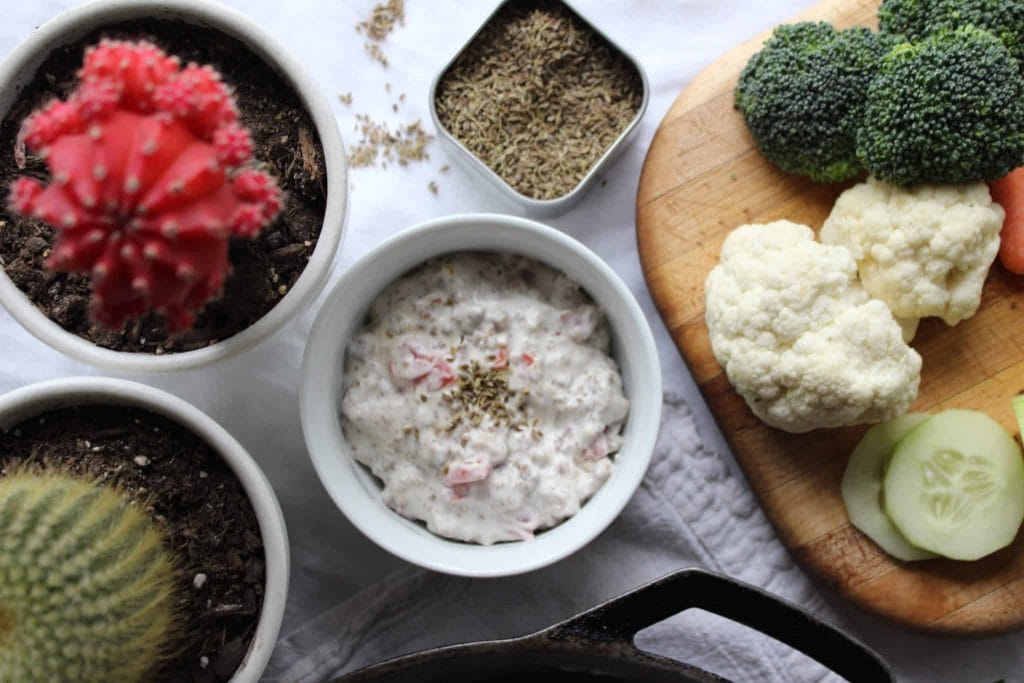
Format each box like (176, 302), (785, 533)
(991, 168), (1024, 275)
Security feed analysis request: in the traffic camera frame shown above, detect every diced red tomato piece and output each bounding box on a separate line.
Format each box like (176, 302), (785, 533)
(505, 525), (535, 541)
(492, 345), (510, 370)
(520, 353), (535, 366)
(389, 340), (456, 390)
(581, 435), (610, 461)
(444, 460), (492, 487)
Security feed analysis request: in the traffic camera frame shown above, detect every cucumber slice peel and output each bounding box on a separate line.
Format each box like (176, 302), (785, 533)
(1013, 395), (1024, 436)
(841, 414), (936, 562)
(884, 410), (1024, 561)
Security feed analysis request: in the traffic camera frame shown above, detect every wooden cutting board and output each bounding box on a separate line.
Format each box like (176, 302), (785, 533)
(636, 0), (1024, 635)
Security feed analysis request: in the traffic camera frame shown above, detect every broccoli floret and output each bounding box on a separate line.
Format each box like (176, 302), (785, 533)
(878, 0), (934, 40)
(879, 0), (1024, 68)
(857, 27), (1024, 185)
(735, 23), (896, 183)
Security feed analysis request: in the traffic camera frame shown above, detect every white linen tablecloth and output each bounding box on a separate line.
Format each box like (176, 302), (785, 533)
(2, 1), (1023, 681)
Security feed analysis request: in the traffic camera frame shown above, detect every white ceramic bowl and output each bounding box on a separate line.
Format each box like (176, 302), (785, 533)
(0, 0), (348, 373)
(301, 214), (662, 577)
(0, 377), (289, 683)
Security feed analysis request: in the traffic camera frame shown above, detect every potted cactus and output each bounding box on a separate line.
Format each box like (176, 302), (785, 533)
(0, 472), (177, 682)
(0, 0), (348, 372)
(0, 377), (289, 683)
(8, 38), (283, 332)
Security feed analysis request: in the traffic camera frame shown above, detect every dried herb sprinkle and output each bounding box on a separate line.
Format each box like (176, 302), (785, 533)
(441, 361), (534, 434)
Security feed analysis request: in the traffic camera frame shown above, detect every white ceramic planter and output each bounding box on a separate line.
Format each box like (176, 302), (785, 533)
(0, 377), (289, 683)
(0, 0), (348, 373)
(301, 214), (662, 577)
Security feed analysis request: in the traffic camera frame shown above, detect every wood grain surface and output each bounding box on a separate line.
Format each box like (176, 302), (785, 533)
(636, 0), (1024, 635)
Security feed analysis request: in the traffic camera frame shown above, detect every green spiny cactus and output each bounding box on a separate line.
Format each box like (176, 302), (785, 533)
(0, 472), (178, 683)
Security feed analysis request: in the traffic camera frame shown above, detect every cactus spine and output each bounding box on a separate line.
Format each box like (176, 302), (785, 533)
(0, 472), (178, 683)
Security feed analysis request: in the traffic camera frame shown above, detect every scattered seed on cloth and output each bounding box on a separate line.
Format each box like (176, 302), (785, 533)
(348, 114), (434, 169)
(357, 0), (405, 67)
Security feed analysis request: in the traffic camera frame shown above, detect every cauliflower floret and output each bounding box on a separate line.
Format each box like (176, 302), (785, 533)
(705, 221), (922, 434)
(820, 177), (1004, 328)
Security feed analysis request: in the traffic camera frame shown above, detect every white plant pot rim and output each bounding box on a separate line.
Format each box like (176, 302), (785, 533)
(0, 376), (289, 683)
(0, 0), (348, 373)
(301, 213), (663, 577)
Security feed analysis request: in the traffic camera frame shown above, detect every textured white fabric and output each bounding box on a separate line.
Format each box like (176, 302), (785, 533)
(1, 1), (1023, 681)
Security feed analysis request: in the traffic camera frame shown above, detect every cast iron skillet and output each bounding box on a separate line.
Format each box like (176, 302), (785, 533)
(334, 568), (893, 682)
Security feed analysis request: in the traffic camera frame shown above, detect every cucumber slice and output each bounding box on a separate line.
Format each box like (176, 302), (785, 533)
(884, 410), (1024, 561)
(1013, 395), (1024, 436)
(841, 414), (936, 561)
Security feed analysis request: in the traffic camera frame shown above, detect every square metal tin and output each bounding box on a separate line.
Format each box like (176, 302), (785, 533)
(429, 0), (650, 218)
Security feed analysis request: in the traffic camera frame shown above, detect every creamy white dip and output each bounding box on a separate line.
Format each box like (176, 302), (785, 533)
(341, 252), (630, 545)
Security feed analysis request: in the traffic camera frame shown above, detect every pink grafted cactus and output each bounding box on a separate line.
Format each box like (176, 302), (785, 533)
(8, 40), (283, 331)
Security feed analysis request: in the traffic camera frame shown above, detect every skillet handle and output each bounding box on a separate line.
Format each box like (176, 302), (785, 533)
(546, 568), (893, 683)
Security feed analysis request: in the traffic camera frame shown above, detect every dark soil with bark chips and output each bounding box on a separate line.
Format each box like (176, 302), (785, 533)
(0, 18), (327, 354)
(0, 405), (266, 683)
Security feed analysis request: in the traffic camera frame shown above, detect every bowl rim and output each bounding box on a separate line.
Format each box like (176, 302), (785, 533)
(427, 0), (650, 216)
(300, 213), (662, 577)
(0, 0), (348, 373)
(0, 376), (289, 683)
